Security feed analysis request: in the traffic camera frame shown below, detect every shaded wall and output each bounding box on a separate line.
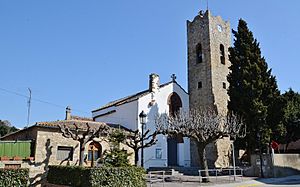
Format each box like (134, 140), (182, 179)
(250, 153), (300, 178)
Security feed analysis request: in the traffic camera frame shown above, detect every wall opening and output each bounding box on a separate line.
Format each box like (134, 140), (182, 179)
(220, 44), (225, 65)
(167, 92), (183, 166)
(196, 43), (203, 63)
(88, 141), (102, 167)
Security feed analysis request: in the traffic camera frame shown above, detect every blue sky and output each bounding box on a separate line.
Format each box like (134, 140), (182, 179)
(1, 0), (299, 128)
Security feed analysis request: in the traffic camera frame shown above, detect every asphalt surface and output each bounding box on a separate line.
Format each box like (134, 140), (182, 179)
(147, 175), (300, 187)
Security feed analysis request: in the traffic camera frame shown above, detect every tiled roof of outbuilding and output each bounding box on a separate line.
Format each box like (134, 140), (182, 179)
(0, 117), (129, 140)
(69, 115), (93, 122)
(35, 119), (108, 130)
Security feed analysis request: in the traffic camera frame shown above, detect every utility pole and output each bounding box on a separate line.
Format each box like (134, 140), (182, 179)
(27, 88), (32, 128)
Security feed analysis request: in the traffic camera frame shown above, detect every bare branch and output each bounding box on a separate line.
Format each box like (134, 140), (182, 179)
(58, 122), (110, 166)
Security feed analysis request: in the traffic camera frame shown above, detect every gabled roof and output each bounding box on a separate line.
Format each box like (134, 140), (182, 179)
(69, 115), (93, 122)
(92, 81), (188, 112)
(0, 118), (129, 140)
(36, 119), (107, 130)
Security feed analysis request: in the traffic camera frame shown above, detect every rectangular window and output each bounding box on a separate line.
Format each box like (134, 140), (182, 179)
(57, 146), (73, 161)
(155, 148), (162, 159)
(198, 82), (202, 89)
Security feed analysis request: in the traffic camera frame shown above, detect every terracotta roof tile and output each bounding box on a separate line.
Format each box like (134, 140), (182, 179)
(35, 120), (107, 130)
(70, 115), (93, 121)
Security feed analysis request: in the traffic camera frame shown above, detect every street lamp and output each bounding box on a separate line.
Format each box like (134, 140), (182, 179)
(139, 110), (147, 167)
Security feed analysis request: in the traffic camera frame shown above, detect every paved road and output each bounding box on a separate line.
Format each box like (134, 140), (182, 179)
(147, 175), (300, 187)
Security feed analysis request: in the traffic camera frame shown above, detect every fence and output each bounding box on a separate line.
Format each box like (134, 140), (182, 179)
(147, 171), (165, 187)
(199, 168), (243, 183)
(147, 168), (243, 186)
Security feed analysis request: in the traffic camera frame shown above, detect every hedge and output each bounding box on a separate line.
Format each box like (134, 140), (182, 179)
(0, 168), (29, 187)
(47, 165), (146, 187)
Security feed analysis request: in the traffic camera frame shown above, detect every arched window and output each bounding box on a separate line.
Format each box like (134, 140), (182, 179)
(168, 92), (182, 117)
(220, 44), (225, 64)
(196, 43), (203, 63)
(88, 142), (102, 167)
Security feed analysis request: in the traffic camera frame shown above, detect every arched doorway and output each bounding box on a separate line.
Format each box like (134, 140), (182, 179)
(88, 141), (102, 167)
(167, 92), (182, 166)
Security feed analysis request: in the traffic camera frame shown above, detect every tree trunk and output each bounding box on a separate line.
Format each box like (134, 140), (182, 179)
(134, 150), (138, 166)
(197, 143), (209, 183)
(79, 142), (85, 166)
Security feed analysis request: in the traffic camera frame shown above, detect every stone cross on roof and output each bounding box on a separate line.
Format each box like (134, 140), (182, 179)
(171, 74), (177, 82)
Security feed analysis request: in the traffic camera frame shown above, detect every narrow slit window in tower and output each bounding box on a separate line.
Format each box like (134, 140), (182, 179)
(196, 43), (203, 63)
(220, 44), (225, 65)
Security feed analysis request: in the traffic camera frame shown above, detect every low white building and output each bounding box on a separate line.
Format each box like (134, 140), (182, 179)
(92, 74), (190, 168)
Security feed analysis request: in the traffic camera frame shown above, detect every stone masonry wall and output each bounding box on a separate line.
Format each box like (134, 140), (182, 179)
(187, 10), (232, 168)
(0, 127), (134, 186)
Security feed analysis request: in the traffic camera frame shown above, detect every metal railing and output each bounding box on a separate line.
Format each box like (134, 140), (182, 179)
(147, 171), (165, 187)
(199, 168), (243, 183)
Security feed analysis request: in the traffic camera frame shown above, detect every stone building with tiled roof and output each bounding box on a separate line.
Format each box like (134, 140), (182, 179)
(0, 110), (134, 185)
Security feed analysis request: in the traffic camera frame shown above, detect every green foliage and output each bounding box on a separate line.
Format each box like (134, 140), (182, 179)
(109, 129), (126, 145)
(0, 120), (18, 137)
(228, 19), (281, 153)
(281, 89), (300, 145)
(101, 129), (131, 167)
(89, 167), (146, 187)
(47, 166), (87, 187)
(102, 149), (131, 167)
(47, 165), (146, 187)
(0, 168), (29, 187)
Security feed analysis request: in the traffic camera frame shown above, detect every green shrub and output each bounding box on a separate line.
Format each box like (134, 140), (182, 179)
(47, 165), (146, 187)
(47, 166), (87, 186)
(0, 168), (29, 187)
(88, 167), (146, 187)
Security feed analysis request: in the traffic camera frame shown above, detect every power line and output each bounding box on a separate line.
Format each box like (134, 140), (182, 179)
(0, 87), (90, 115)
(0, 87), (28, 98)
(0, 87), (139, 121)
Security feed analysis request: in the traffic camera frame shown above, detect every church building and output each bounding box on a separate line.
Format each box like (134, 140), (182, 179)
(92, 74), (190, 168)
(93, 9), (232, 169)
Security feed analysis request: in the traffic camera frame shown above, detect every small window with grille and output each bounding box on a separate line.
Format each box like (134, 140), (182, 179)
(155, 148), (162, 159)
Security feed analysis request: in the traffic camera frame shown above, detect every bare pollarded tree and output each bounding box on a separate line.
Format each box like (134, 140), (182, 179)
(155, 108), (243, 182)
(125, 129), (159, 166)
(59, 123), (109, 166)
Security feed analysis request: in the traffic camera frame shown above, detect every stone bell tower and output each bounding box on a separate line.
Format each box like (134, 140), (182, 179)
(187, 10), (231, 167)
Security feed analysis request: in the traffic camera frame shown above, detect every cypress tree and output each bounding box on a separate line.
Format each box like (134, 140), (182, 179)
(227, 19), (281, 154)
(282, 89), (300, 150)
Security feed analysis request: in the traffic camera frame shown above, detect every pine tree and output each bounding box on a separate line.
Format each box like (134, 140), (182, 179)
(227, 19), (281, 154)
(102, 129), (132, 167)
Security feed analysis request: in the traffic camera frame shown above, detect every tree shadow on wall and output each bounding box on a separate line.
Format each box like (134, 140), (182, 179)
(59, 143), (79, 166)
(28, 138), (52, 186)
